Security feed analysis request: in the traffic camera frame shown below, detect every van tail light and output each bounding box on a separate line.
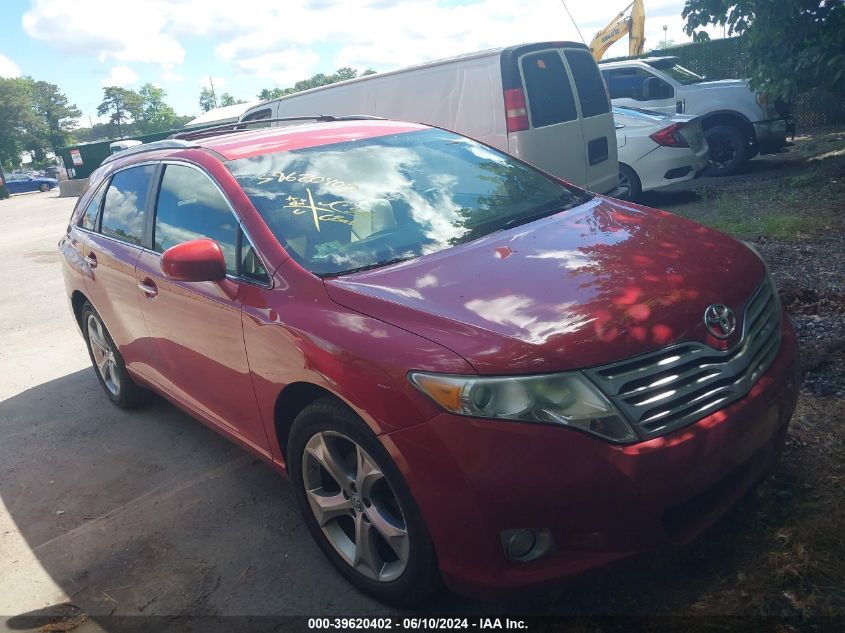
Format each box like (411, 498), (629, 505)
(504, 89), (529, 133)
(649, 122), (689, 148)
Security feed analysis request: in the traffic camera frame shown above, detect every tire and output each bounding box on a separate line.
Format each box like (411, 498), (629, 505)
(288, 397), (440, 605)
(38, 183), (50, 192)
(617, 163), (642, 202)
(704, 124), (750, 176)
(81, 302), (147, 408)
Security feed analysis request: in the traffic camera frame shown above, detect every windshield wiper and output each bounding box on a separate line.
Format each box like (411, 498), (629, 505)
(324, 256), (415, 277)
(499, 195), (590, 231)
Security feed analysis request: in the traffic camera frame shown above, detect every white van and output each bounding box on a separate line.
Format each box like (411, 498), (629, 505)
(239, 43), (619, 194)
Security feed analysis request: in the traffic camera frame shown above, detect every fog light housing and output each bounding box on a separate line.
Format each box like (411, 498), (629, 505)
(501, 528), (556, 562)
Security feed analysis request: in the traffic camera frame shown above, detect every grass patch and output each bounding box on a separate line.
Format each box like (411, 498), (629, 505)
(672, 193), (833, 241)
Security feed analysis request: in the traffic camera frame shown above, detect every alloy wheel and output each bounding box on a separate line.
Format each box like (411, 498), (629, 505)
(86, 313), (120, 396)
(301, 431), (410, 582)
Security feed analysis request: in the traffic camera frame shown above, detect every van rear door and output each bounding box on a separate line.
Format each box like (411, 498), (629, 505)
(506, 47), (587, 187)
(562, 47), (618, 194)
(501, 43), (617, 194)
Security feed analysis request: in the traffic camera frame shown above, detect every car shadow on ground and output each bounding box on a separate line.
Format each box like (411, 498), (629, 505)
(0, 370), (805, 629)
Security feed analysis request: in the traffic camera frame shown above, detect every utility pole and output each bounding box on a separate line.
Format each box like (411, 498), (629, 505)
(663, 25), (668, 44)
(209, 77), (217, 107)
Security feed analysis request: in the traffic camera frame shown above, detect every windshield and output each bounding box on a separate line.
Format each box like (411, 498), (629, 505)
(226, 128), (590, 276)
(648, 62), (706, 85)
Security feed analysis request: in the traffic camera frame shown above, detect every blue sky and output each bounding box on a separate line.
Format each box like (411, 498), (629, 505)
(0, 0), (713, 126)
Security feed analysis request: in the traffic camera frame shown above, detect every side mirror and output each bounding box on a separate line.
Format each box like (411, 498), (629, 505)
(161, 239), (227, 282)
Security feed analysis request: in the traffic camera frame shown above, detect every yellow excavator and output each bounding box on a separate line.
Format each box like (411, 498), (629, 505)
(588, 0), (646, 61)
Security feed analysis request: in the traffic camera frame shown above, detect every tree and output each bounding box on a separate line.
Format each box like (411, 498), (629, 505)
(257, 67), (378, 100)
(30, 80), (81, 152)
(137, 83), (177, 133)
(97, 86), (143, 137)
(0, 77), (33, 168)
(199, 87), (217, 112)
(682, 0), (845, 100)
(218, 92), (245, 107)
(655, 39), (677, 50)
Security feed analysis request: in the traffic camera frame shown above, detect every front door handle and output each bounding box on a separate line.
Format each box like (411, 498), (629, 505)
(137, 279), (158, 298)
(85, 252), (97, 269)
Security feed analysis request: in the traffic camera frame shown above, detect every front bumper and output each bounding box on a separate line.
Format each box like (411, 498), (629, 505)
(383, 316), (800, 597)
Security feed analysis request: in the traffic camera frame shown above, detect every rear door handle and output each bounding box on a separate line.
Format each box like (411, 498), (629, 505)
(85, 253), (97, 269)
(137, 279), (158, 298)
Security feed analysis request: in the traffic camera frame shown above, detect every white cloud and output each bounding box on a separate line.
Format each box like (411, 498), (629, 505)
(23, 0), (185, 66)
(22, 0), (718, 88)
(102, 65), (139, 87)
(0, 53), (20, 78)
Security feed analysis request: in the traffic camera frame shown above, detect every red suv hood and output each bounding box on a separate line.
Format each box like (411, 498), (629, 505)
(323, 198), (765, 375)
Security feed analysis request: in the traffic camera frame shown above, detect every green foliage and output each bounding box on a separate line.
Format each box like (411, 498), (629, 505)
(0, 76), (81, 166)
(137, 83), (177, 134)
(682, 0), (845, 100)
(199, 87), (217, 112)
(257, 67), (378, 100)
(655, 39), (677, 50)
(97, 86), (143, 137)
(219, 92), (246, 107)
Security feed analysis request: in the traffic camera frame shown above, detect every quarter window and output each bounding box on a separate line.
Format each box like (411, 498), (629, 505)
(520, 51), (578, 128)
(153, 164), (238, 273)
(564, 50), (611, 118)
(79, 182), (107, 231)
(100, 165), (155, 245)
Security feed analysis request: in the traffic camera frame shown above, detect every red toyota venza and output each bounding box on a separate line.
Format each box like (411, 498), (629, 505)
(59, 117), (799, 603)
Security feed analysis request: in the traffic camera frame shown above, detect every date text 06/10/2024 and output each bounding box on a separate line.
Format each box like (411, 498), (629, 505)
(307, 617), (529, 630)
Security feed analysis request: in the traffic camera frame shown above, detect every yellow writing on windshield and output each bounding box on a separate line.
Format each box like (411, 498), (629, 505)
(283, 187), (362, 230)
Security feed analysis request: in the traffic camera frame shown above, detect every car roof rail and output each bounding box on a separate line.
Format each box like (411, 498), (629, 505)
(99, 139), (199, 166)
(170, 115), (388, 141)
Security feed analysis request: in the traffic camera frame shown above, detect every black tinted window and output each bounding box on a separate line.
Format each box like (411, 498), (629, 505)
(100, 165), (155, 245)
(153, 164), (238, 273)
(80, 182), (107, 231)
(603, 68), (673, 101)
(520, 51), (577, 128)
(564, 50), (610, 117)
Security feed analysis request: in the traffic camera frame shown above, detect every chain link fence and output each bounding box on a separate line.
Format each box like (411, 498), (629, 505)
(608, 37), (845, 129)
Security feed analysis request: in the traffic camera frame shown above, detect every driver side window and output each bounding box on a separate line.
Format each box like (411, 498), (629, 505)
(153, 164), (269, 285)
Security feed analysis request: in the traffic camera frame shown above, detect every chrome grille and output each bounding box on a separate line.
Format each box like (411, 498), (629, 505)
(586, 280), (782, 439)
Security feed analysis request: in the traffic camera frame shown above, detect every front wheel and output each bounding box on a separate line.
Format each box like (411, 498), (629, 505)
(39, 183), (51, 192)
(704, 124), (750, 176)
(288, 397), (439, 605)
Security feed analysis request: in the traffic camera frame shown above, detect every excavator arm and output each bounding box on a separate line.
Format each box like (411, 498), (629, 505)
(588, 0), (646, 61)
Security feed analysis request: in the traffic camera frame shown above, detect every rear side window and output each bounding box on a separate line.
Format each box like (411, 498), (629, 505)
(79, 182), (107, 231)
(100, 165), (155, 245)
(564, 50), (611, 118)
(153, 164), (238, 273)
(520, 51), (577, 128)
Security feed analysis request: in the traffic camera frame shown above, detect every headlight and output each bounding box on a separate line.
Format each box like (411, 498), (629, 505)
(408, 371), (636, 443)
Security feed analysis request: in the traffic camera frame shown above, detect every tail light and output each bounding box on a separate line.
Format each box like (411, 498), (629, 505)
(649, 122), (689, 148)
(504, 89), (529, 133)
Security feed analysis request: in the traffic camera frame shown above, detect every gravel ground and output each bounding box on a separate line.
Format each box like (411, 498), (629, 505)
(654, 127), (845, 401)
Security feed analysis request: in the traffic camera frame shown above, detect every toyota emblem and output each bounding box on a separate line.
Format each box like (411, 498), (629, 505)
(704, 304), (737, 339)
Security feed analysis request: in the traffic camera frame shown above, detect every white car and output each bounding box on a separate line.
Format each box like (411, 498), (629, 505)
(614, 106), (709, 201)
(601, 57), (792, 176)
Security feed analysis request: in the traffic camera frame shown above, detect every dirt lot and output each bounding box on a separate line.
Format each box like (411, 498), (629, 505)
(1, 130), (843, 632)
